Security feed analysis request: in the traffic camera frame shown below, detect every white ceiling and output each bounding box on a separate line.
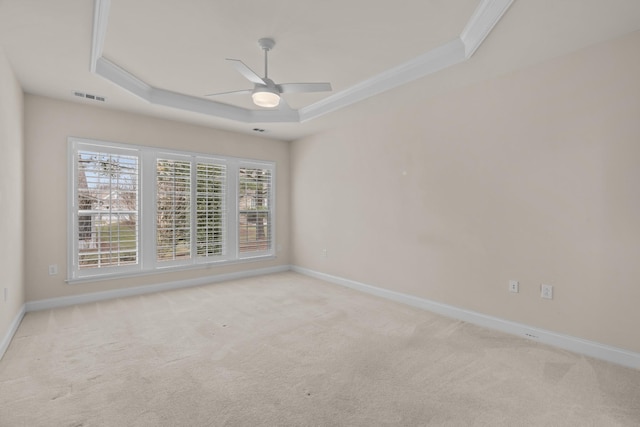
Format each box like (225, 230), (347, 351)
(1, 0), (640, 141)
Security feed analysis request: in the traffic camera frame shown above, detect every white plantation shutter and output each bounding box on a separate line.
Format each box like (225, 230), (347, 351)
(156, 159), (191, 262)
(238, 166), (273, 255)
(69, 138), (275, 281)
(73, 144), (139, 277)
(196, 162), (226, 258)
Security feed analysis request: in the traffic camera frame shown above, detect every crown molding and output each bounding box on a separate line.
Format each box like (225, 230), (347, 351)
(95, 56), (301, 123)
(95, 57), (151, 100)
(299, 38), (466, 122)
(91, 0), (513, 124)
(90, 0), (110, 72)
(461, 0), (515, 58)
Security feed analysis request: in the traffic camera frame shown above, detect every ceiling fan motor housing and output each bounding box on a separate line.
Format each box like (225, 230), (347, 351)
(258, 38), (276, 51)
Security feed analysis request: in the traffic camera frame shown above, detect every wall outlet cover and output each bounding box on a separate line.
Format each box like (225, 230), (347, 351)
(509, 280), (519, 293)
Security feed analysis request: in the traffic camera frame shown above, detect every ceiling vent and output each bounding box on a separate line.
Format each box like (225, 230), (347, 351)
(74, 91), (106, 102)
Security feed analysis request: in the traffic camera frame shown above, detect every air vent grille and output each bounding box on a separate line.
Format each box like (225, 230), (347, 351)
(74, 91), (106, 102)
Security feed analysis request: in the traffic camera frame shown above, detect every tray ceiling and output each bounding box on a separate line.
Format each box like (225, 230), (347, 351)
(2, 0), (640, 140)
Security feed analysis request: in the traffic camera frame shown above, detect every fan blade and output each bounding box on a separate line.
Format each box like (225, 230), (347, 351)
(204, 89), (252, 97)
(227, 59), (265, 85)
(278, 97), (293, 111)
(277, 82), (332, 94)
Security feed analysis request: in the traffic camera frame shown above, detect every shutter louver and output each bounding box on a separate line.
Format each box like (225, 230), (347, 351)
(196, 163), (226, 258)
(238, 167), (272, 254)
(76, 150), (139, 269)
(70, 138), (275, 281)
(156, 159), (191, 262)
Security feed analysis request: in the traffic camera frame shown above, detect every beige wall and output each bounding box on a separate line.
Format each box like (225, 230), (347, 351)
(291, 31), (640, 353)
(24, 95), (290, 301)
(0, 47), (25, 342)
(13, 30), (640, 355)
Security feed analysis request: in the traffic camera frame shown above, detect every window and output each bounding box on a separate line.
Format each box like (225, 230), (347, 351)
(239, 167), (272, 255)
(156, 158), (192, 263)
(72, 145), (139, 274)
(155, 158), (228, 265)
(196, 163), (226, 258)
(69, 138), (274, 281)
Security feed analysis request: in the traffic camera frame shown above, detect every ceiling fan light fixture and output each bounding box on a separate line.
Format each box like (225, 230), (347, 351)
(206, 37), (330, 108)
(251, 87), (280, 108)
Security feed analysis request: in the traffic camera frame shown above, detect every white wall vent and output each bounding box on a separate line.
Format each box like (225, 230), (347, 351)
(73, 91), (106, 102)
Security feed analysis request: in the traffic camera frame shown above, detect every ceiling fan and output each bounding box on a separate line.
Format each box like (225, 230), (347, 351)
(206, 38), (332, 108)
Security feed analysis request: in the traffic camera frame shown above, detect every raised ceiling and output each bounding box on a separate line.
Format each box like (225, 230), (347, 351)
(2, 0), (640, 141)
(92, 0), (511, 125)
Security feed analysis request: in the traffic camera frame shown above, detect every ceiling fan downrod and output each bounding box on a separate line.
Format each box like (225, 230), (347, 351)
(258, 38), (275, 79)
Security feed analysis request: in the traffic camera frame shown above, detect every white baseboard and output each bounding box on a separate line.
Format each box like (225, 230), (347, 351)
(25, 265), (290, 312)
(16, 264), (640, 370)
(0, 304), (26, 361)
(292, 266), (640, 370)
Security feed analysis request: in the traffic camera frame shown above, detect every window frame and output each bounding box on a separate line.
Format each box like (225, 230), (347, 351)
(237, 163), (275, 260)
(68, 137), (276, 283)
(68, 140), (142, 279)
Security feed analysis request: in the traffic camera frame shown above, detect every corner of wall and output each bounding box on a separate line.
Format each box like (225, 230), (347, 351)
(0, 46), (26, 359)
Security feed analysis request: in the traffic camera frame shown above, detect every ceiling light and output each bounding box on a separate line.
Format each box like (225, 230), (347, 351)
(251, 87), (280, 108)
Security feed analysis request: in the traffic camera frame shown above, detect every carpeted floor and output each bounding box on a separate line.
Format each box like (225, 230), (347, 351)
(1, 272), (639, 426)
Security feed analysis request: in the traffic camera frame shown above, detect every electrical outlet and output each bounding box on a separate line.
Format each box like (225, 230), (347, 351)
(322, 249), (327, 257)
(509, 280), (519, 293)
(541, 284), (553, 300)
(48, 264), (58, 275)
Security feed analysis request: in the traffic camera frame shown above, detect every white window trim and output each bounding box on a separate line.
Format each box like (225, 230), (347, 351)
(68, 137), (276, 283)
(237, 160), (276, 260)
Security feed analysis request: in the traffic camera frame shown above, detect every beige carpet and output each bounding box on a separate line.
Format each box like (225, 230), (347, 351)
(1, 272), (639, 426)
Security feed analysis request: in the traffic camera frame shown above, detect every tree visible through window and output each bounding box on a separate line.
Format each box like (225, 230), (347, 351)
(156, 159), (191, 261)
(69, 138), (274, 281)
(239, 167), (272, 253)
(76, 149), (139, 269)
(196, 163), (226, 257)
